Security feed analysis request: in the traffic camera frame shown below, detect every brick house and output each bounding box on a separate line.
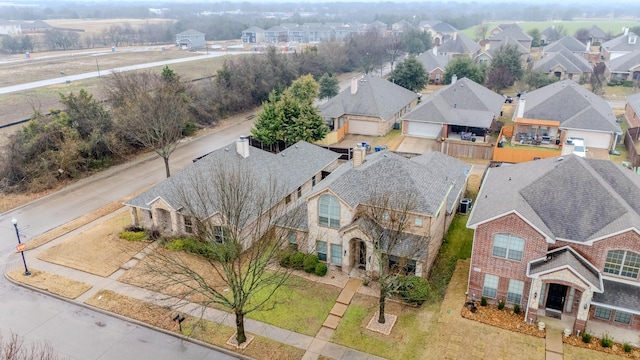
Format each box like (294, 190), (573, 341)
(125, 138), (341, 237)
(294, 148), (471, 278)
(626, 92), (640, 128)
(600, 29), (640, 61)
(467, 155), (640, 342)
(416, 49), (450, 84)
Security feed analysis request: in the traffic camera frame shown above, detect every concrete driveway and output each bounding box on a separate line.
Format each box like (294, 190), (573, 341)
(396, 136), (439, 154)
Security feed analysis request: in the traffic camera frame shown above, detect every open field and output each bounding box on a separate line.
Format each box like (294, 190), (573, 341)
(0, 54), (232, 126)
(462, 21), (640, 40)
(46, 18), (176, 35)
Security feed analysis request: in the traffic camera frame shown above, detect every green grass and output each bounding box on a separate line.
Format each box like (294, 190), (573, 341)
(248, 275), (340, 336)
(462, 21), (640, 40)
(331, 294), (432, 359)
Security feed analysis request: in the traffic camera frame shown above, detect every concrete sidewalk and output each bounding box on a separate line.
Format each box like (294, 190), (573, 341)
(5, 215), (385, 360)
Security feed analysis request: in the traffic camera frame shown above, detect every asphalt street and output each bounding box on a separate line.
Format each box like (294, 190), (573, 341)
(0, 119), (255, 359)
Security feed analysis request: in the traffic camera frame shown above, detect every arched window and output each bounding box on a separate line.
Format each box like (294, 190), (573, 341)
(318, 195), (340, 228)
(604, 250), (640, 279)
(492, 234), (525, 261)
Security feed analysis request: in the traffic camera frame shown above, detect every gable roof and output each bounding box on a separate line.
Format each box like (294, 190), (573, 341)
(401, 77), (504, 129)
(605, 49), (640, 73)
(543, 36), (586, 53)
(242, 26), (264, 32)
(528, 247), (603, 292)
(494, 23), (524, 33)
(489, 26), (532, 42)
(432, 22), (457, 33)
(437, 33), (480, 54)
(319, 74), (418, 120)
(415, 51), (450, 73)
(468, 155), (640, 243)
(418, 20), (439, 29)
(126, 141), (340, 218)
(487, 36), (529, 55)
(519, 80), (620, 133)
(533, 49), (592, 74)
(602, 32), (640, 53)
(311, 151), (469, 216)
(587, 25), (608, 39)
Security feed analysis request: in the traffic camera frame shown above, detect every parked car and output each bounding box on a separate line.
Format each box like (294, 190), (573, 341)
(568, 137), (586, 157)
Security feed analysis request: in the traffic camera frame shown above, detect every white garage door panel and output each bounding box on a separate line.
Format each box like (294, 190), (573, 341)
(567, 130), (612, 149)
(349, 120), (378, 136)
(407, 121), (442, 138)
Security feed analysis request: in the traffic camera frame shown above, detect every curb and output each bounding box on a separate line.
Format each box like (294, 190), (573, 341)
(3, 270), (253, 360)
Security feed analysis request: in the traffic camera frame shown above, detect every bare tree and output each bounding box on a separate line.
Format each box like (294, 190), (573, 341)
(357, 191), (426, 324)
(0, 330), (62, 360)
(136, 160), (302, 345)
(475, 23), (489, 41)
(105, 70), (190, 177)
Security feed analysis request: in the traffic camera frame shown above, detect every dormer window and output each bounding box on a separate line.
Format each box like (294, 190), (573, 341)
(630, 36), (637, 45)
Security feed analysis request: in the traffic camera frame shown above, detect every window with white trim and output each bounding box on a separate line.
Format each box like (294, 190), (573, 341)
(604, 250), (640, 279)
(287, 231), (296, 245)
(594, 307), (612, 320)
(330, 244), (342, 266)
(482, 274), (499, 298)
(507, 279), (524, 304)
(184, 216), (193, 233)
(614, 311), (632, 325)
(492, 234), (525, 261)
(318, 195), (340, 228)
(414, 217), (423, 226)
(317, 241), (327, 262)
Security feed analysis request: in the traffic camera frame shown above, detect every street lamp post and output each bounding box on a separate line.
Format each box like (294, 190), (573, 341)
(12, 218), (31, 276)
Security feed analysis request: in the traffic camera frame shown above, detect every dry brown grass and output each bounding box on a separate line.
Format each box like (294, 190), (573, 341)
(7, 268), (91, 299)
(46, 18), (176, 35)
(27, 201), (125, 250)
(86, 290), (305, 360)
(0, 188), (56, 213)
(37, 211), (148, 276)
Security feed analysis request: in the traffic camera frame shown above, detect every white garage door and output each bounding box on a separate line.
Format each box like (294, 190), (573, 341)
(407, 121), (442, 138)
(566, 130), (612, 149)
(348, 120), (378, 136)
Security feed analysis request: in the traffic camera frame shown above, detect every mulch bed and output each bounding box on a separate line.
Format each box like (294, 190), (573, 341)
(564, 334), (640, 359)
(461, 303), (545, 338)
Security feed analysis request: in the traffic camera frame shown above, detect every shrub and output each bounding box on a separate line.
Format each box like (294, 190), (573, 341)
(513, 304), (521, 314)
(622, 80), (634, 87)
(119, 231), (147, 241)
(581, 332), (592, 343)
(279, 252), (292, 268)
(290, 252), (306, 270)
(398, 275), (431, 305)
(601, 333), (614, 348)
(303, 254), (319, 273)
(146, 228), (161, 240)
(497, 300), (505, 310)
(165, 237), (213, 257)
(164, 238), (185, 251)
(624, 343), (633, 353)
(480, 297), (488, 306)
(182, 121), (198, 136)
(125, 225), (145, 232)
(315, 262), (328, 276)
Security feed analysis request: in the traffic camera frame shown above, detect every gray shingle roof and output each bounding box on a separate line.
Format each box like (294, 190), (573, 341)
(627, 92), (640, 119)
(319, 74), (418, 120)
(520, 80), (620, 133)
(343, 216), (429, 259)
(126, 141), (340, 218)
(543, 36), (586, 53)
(593, 279), (640, 313)
(401, 77), (505, 129)
(176, 29), (205, 37)
(533, 49), (593, 74)
(438, 33), (481, 54)
(433, 22), (458, 32)
(313, 151), (467, 216)
(529, 247), (602, 291)
(487, 37), (529, 55)
(243, 26), (264, 32)
(602, 32), (640, 53)
(587, 25), (608, 39)
(416, 51), (450, 73)
(468, 155), (640, 242)
(489, 26), (532, 42)
(605, 49), (640, 73)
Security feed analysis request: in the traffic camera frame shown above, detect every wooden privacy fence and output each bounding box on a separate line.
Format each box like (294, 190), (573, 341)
(442, 140), (494, 160)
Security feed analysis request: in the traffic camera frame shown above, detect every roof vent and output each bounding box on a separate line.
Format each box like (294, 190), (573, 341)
(224, 148), (229, 151)
(557, 157), (564, 162)
(295, 144), (299, 148)
(281, 153), (286, 156)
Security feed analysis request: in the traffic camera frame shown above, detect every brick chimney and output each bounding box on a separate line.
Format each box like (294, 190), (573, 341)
(352, 142), (367, 167)
(351, 77), (358, 94)
(236, 136), (250, 158)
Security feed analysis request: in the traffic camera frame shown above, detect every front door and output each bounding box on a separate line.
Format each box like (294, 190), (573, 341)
(546, 284), (568, 311)
(358, 241), (366, 269)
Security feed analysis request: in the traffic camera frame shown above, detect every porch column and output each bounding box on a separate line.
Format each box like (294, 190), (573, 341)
(575, 289), (593, 334)
(526, 278), (543, 324)
(170, 211), (180, 235)
(130, 207), (139, 226)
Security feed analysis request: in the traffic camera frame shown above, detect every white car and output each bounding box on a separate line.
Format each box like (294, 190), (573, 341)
(569, 138), (586, 158)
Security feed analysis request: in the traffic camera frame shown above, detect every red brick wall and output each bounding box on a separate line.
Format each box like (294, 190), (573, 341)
(625, 104), (640, 128)
(468, 213), (548, 305)
(588, 307), (640, 331)
(554, 230), (640, 284)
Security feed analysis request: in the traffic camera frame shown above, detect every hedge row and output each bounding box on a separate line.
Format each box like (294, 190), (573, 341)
(280, 251), (327, 276)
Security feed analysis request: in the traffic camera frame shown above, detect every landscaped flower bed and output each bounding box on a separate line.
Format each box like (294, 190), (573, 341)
(461, 303), (545, 338)
(564, 333), (640, 359)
